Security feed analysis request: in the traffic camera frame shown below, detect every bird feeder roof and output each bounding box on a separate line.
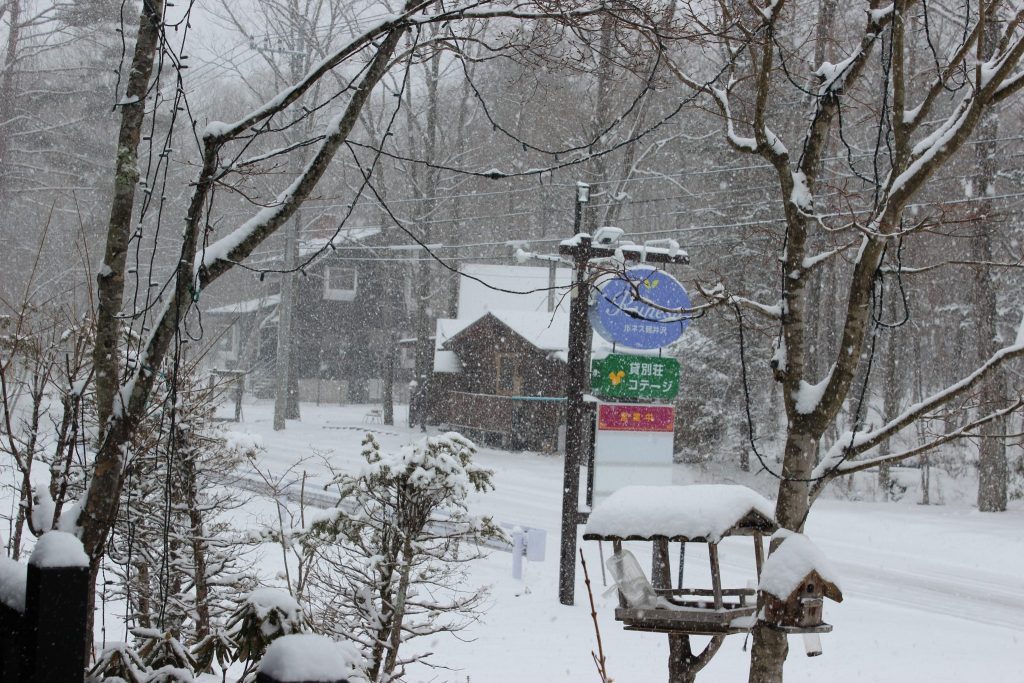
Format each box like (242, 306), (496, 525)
(583, 485), (777, 543)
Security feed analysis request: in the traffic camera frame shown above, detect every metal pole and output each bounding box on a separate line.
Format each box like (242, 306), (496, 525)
(558, 184), (589, 606)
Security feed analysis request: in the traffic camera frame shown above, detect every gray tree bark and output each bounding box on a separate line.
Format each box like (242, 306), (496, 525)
(92, 0), (164, 433)
(974, 12), (1008, 513)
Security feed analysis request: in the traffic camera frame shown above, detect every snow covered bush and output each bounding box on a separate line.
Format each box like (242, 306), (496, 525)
(303, 432), (501, 682)
(225, 587), (305, 680)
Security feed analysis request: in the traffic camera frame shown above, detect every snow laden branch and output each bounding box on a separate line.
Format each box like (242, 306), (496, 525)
(694, 282), (783, 321)
(810, 314), (1024, 492)
(78, 3), (416, 562)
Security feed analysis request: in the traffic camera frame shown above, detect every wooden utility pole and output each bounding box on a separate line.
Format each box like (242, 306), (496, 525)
(556, 184), (689, 605)
(272, 9), (308, 430)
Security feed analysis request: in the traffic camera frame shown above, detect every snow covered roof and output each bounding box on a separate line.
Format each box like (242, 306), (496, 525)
(438, 308), (614, 360)
(206, 294), (279, 315)
(431, 262), (636, 373)
(434, 318), (471, 373)
(298, 227), (382, 256)
(583, 485), (777, 543)
(759, 530), (843, 601)
(457, 263), (572, 320)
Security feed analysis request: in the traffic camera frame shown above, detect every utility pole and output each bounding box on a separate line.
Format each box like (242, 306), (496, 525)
(559, 182), (591, 606)
(556, 182), (689, 606)
(271, 6), (308, 431)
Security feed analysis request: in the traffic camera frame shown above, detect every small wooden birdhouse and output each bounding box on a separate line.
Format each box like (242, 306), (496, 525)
(758, 531), (842, 634)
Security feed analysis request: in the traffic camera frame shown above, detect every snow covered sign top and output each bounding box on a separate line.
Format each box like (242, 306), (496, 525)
(590, 266), (692, 349)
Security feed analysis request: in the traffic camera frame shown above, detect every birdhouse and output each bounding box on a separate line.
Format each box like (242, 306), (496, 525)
(758, 531), (842, 634)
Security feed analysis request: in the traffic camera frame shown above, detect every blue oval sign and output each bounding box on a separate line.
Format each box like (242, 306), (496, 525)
(590, 266), (691, 349)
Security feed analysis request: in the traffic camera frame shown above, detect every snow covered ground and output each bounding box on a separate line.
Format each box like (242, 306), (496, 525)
(227, 401), (1024, 683)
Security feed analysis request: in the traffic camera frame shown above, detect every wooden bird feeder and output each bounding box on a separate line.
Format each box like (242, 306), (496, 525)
(583, 484), (778, 637)
(758, 531), (843, 635)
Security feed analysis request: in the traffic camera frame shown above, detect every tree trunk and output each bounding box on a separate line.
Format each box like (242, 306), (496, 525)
(185, 453), (211, 642)
(748, 624), (789, 683)
(747, 427), (816, 683)
(974, 13), (1007, 512)
(381, 539), (415, 680)
(877, 296), (902, 500)
(383, 332), (396, 425)
(92, 0), (164, 432)
(668, 635), (698, 683)
(0, 0), (22, 201)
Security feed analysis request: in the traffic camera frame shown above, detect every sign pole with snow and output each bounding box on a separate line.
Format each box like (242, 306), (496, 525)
(555, 223), (688, 606)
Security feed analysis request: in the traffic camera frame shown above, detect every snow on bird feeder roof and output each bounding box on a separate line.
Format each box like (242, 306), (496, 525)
(759, 530), (843, 602)
(28, 530), (89, 568)
(583, 485), (776, 543)
(258, 633), (362, 683)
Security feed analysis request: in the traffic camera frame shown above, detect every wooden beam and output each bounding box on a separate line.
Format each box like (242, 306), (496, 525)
(558, 239), (691, 265)
(708, 543), (724, 610)
(754, 533), (765, 580)
(652, 539), (672, 590)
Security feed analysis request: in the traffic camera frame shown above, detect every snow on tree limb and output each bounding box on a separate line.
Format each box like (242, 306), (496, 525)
(811, 316), (1024, 483)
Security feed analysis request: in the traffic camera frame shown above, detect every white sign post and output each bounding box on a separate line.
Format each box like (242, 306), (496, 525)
(592, 402), (675, 504)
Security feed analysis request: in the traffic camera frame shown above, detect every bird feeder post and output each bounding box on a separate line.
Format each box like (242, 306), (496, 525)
(753, 533), (765, 579)
(708, 542), (724, 610)
(652, 538), (672, 590)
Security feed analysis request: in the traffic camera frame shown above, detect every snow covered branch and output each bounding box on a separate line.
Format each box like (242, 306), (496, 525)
(823, 398), (1024, 481)
(810, 315), (1024, 486)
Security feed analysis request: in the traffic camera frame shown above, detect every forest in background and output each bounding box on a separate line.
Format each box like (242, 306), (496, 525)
(2, 2), (1023, 682)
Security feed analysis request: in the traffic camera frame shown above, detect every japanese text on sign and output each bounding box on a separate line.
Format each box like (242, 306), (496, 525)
(597, 403), (675, 432)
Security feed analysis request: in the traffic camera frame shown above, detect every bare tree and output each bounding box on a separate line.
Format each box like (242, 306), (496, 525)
(662, 2), (1024, 680)
(76, 0), (635, 640)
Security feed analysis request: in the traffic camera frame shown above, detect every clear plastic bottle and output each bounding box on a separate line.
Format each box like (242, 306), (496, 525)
(605, 549), (658, 608)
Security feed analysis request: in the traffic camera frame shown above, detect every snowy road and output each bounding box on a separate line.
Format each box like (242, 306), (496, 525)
(231, 401), (1024, 682)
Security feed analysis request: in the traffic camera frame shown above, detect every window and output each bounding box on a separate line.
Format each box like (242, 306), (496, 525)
(323, 266), (358, 301)
(216, 324), (240, 362)
(495, 353), (522, 396)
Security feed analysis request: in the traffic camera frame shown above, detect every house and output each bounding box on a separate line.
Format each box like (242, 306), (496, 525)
(205, 226), (414, 404)
(426, 263), (609, 452)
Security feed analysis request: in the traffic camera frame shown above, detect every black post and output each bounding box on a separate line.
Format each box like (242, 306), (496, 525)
(558, 183), (590, 606)
(256, 675), (348, 683)
(23, 562), (89, 683)
(0, 596), (24, 681)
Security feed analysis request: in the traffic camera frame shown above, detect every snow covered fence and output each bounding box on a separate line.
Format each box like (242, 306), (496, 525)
(0, 531), (90, 683)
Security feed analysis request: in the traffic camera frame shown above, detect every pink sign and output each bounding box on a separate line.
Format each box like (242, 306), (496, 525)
(598, 404), (675, 432)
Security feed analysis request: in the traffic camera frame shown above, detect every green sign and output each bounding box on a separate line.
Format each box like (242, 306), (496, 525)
(591, 354), (680, 400)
